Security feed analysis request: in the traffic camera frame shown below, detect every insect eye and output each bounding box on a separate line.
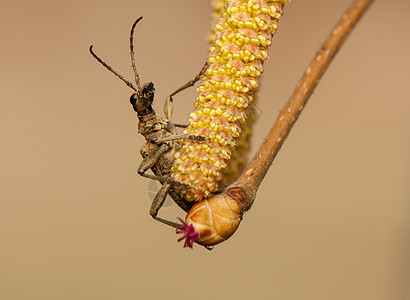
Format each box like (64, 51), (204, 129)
(130, 93), (138, 107)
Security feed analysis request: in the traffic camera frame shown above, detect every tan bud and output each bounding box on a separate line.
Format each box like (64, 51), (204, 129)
(185, 193), (243, 246)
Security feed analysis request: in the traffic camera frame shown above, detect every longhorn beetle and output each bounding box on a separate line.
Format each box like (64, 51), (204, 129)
(90, 17), (208, 228)
(90, 0), (373, 249)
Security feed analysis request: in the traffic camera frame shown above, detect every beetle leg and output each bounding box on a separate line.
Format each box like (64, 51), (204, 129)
(163, 62), (209, 122)
(163, 96), (174, 122)
(168, 62), (209, 98)
(137, 144), (173, 183)
(140, 173), (192, 190)
(137, 144), (168, 176)
(137, 144), (192, 188)
(172, 123), (188, 128)
(151, 133), (209, 144)
(139, 173), (175, 184)
(164, 122), (188, 135)
(165, 122), (179, 135)
(149, 183), (181, 228)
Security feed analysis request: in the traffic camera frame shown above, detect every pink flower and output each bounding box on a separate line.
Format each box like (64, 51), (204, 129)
(176, 218), (199, 249)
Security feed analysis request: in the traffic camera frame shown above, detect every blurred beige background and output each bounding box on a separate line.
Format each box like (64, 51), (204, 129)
(1, 1), (409, 299)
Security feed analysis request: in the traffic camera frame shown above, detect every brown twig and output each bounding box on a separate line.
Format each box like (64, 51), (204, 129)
(226, 0), (375, 210)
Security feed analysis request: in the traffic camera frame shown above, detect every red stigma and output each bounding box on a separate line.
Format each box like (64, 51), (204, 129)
(176, 217), (200, 249)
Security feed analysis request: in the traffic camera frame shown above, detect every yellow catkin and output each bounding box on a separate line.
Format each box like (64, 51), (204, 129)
(208, 0), (258, 191)
(172, 0), (289, 202)
(218, 100), (258, 190)
(208, 0), (226, 43)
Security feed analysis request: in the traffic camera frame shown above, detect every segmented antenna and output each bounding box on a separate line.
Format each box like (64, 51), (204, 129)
(89, 45), (137, 91)
(130, 16), (143, 90)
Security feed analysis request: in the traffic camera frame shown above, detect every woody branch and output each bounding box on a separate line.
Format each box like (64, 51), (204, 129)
(227, 0), (375, 207)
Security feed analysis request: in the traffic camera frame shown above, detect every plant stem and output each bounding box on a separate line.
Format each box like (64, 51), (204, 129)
(226, 0), (375, 210)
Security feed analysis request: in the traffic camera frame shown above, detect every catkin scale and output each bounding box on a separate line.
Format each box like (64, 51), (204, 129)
(172, 0), (289, 202)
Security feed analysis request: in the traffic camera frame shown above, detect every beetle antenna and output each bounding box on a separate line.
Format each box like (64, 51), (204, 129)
(130, 17), (143, 90)
(89, 45), (137, 92)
